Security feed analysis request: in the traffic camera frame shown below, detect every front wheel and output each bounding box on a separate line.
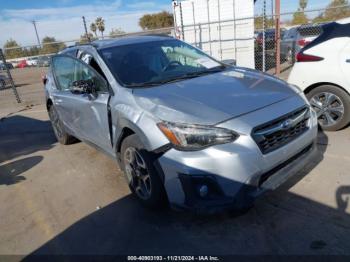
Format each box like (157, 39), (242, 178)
(120, 134), (167, 208)
(0, 79), (6, 89)
(286, 49), (293, 64)
(306, 85), (350, 131)
(48, 105), (77, 144)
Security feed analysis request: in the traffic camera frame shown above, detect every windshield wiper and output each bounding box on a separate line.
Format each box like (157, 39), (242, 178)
(125, 65), (227, 88)
(182, 65), (227, 77)
(124, 82), (162, 88)
(154, 66), (228, 85)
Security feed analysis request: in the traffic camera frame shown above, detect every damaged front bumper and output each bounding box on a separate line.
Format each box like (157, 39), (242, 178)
(156, 113), (318, 213)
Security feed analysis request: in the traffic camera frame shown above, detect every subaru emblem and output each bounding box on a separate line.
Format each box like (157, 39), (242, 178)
(281, 119), (293, 130)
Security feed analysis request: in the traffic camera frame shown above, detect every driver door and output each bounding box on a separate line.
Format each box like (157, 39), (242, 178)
(51, 55), (113, 153)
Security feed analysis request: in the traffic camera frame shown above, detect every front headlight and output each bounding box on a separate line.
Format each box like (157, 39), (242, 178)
(157, 122), (238, 151)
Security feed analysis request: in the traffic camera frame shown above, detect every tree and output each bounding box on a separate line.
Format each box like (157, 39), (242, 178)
(109, 27), (126, 38)
(40, 36), (66, 55)
(95, 17), (105, 39)
(3, 39), (23, 59)
(79, 33), (97, 44)
(291, 0), (309, 25)
(300, 0), (308, 11)
(90, 23), (97, 37)
(313, 0), (350, 23)
(291, 11), (309, 25)
(23, 46), (40, 57)
(254, 15), (275, 30)
(139, 11), (173, 30)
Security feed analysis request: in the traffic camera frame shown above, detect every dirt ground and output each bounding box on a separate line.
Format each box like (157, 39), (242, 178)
(0, 67), (47, 117)
(0, 67), (350, 257)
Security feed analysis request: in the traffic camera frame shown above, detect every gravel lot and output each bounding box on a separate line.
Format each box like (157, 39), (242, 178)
(0, 67), (350, 256)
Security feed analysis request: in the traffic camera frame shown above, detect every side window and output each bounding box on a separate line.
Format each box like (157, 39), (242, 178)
(289, 30), (293, 38)
(52, 56), (75, 91)
(52, 56), (108, 92)
(79, 51), (107, 80)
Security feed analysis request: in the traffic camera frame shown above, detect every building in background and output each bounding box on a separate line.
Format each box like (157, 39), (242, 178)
(173, 0), (255, 68)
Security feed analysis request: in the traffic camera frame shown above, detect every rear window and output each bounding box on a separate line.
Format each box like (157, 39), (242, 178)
(298, 26), (322, 37)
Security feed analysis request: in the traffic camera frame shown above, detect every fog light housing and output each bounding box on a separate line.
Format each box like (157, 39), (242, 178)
(198, 185), (209, 198)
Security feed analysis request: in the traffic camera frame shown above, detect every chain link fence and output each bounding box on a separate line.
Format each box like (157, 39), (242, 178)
(1, 3), (349, 104)
(254, 1), (349, 76)
(172, 1), (349, 78)
(0, 48), (21, 103)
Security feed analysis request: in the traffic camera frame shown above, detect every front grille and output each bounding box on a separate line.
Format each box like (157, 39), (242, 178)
(252, 106), (310, 154)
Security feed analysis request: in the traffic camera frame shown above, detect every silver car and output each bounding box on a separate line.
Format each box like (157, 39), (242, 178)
(45, 35), (318, 212)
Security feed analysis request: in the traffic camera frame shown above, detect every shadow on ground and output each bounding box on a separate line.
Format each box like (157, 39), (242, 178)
(0, 156), (43, 185)
(23, 129), (350, 255)
(0, 115), (55, 186)
(0, 115), (56, 163)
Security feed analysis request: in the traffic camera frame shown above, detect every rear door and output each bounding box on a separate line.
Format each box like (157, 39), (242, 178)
(51, 55), (113, 152)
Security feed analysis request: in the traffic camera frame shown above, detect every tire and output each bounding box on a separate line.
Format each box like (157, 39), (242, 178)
(120, 134), (167, 209)
(48, 105), (77, 144)
(0, 79), (5, 89)
(306, 85), (350, 131)
(286, 49), (293, 64)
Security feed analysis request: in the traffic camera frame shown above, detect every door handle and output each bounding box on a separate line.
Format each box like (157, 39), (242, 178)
(346, 59), (350, 63)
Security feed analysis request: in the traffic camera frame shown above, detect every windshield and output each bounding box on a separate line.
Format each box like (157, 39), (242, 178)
(100, 39), (225, 87)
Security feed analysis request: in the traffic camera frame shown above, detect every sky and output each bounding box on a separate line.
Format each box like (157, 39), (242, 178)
(0, 0), (333, 47)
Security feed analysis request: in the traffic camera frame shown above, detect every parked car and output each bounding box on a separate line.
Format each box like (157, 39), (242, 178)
(288, 19), (350, 131)
(9, 61), (19, 68)
(0, 62), (14, 70)
(45, 36), (318, 212)
(281, 24), (323, 64)
(27, 57), (39, 66)
(0, 74), (10, 89)
(255, 29), (286, 50)
(37, 56), (50, 67)
(17, 60), (27, 68)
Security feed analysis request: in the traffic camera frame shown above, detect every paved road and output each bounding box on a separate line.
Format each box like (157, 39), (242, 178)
(0, 105), (350, 256)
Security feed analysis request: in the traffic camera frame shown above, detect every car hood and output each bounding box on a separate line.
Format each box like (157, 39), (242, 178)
(133, 68), (298, 125)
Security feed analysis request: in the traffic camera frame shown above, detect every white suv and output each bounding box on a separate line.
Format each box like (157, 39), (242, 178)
(288, 19), (350, 131)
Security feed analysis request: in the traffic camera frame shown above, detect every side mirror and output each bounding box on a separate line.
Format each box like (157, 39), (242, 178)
(71, 79), (97, 97)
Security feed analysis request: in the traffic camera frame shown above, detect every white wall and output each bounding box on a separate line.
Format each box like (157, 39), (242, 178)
(173, 0), (255, 68)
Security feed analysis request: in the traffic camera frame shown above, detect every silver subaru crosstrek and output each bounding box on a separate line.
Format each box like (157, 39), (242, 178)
(45, 35), (318, 212)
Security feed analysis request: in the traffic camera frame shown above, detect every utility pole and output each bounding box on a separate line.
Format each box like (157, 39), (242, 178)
(32, 20), (41, 48)
(82, 16), (90, 42)
(262, 0), (266, 72)
(275, 0), (281, 75)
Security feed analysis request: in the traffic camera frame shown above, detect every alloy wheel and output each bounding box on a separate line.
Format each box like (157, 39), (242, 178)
(310, 92), (345, 127)
(124, 147), (152, 200)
